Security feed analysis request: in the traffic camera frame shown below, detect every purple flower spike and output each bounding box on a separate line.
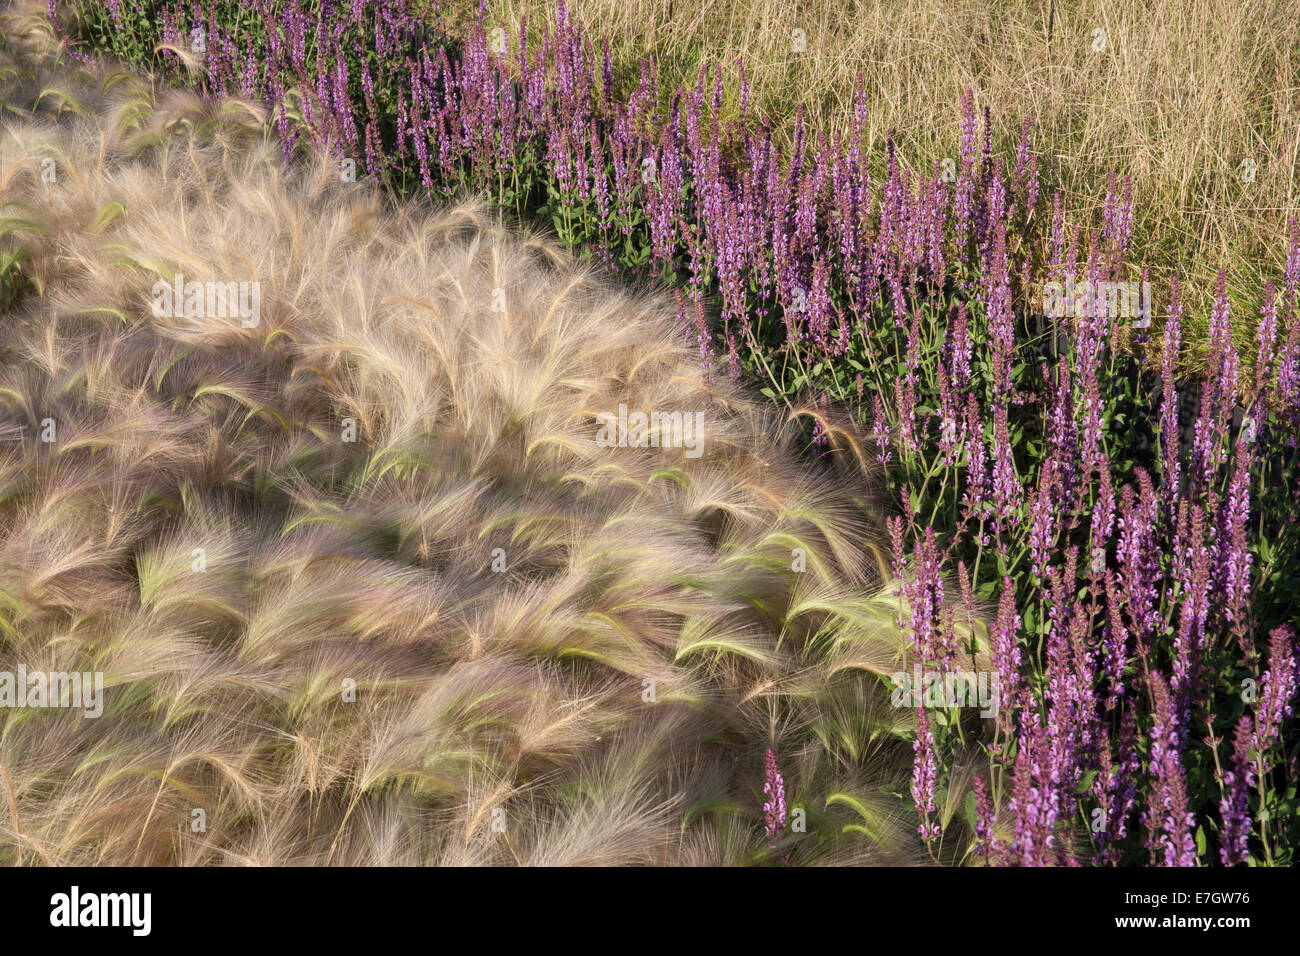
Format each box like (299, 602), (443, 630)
(762, 748), (787, 844)
(1219, 716), (1254, 866)
(1253, 625), (1299, 772)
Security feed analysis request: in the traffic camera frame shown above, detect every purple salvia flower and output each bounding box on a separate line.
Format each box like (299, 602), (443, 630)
(1092, 711), (1138, 863)
(588, 118), (611, 230)
(980, 157), (1007, 267)
(1027, 461), (1057, 581)
(911, 708), (941, 841)
(831, 154), (862, 299)
(1219, 715), (1254, 866)
(1171, 503), (1211, 742)
(332, 50), (357, 148)
(1217, 433), (1253, 643)
(1006, 715), (1058, 866)
(990, 404), (1020, 530)
(1192, 271), (1238, 482)
(1066, 575), (1102, 766)
(1012, 113), (1033, 184)
(1075, 240), (1109, 483)
(950, 301), (973, 390)
(1042, 551), (1083, 839)
(1101, 171), (1133, 272)
(1253, 625), (1298, 772)
(986, 220), (1015, 398)
(873, 394), (893, 465)
(648, 133), (681, 266)
(763, 748), (787, 843)
(962, 393), (991, 527)
(903, 527), (948, 665)
(990, 576), (1022, 725)
(1253, 281), (1279, 404)
(1047, 355), (1079, 505)
(1101, 568), (1128, 708)
(888, 515), (908, 595)
(807, 255), (834, 350)
(895, 308), (922, 454)
(1118, 175), (1133, 258)
(936, 362), (961, 466)
(958, 87), (978, 166)
(1145, 672), (1196, 866)
(1088, 458), (1115, 568)
(726, 334), (741, 382)
(1276, 306), (1300, 448)
(972, 775), (999, 865)
(1115, 469), (1159, 660)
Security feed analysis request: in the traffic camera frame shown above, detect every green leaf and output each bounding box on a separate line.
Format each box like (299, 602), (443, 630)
(90, 201), (127, 232)
(1074, 769), (1098, 794)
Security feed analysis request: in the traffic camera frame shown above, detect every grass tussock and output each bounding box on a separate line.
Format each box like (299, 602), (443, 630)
(0, 6), (988, 865)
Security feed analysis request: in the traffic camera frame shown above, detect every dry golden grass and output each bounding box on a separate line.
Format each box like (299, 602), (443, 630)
(464, 0), (1299, 327)
(0, 5), (991, 865)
